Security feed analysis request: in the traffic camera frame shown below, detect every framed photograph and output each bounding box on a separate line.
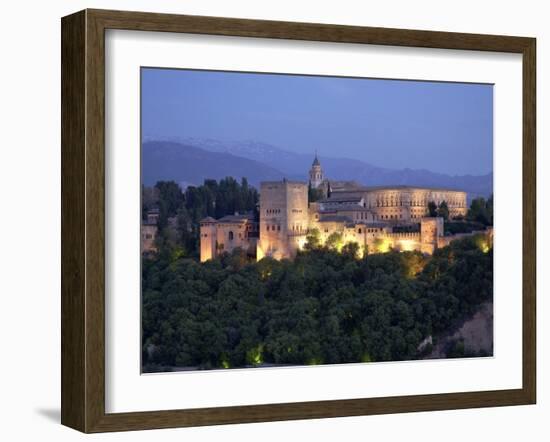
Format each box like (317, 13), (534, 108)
(61, 9), (536, 433)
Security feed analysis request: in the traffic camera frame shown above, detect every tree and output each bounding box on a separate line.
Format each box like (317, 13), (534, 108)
(304, 228), (321, 250)
(142, 219), (493, 371)
(437, 201), (449, 221)
(155, 181), (184, 228)
(308, 183), (324, 203)
(428, 201), (438, 217)
(342, 242), (360, 259)
(148, 177), (260, 259)
(325, 232), (344, 252)
(467, 196), (493, 226)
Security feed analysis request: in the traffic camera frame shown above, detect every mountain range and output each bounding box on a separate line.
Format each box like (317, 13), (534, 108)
(142, 138), (493, 199)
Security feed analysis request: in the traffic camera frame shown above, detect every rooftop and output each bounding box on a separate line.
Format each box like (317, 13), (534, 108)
(322, 204), (371, 212)
(217, 213), (256, 224)
(331, 185), (466, 194)
(318, 215), (353, 223)
(319, 195), (364, 203)
(260, 179), (308, 186)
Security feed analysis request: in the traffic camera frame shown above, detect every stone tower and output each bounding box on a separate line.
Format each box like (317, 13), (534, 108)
(420, 217), (444, 255)
(257, 179), (309, 260)
(309, 153), (324, 189)
(199, 217), (217, 262)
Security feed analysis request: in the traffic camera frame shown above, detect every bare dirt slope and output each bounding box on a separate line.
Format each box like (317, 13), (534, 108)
(427, 301), (493, 359)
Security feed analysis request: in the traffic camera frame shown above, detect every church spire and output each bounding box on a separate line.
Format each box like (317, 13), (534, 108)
(312, 150), (320, 167)
(309, 151), (323, 189)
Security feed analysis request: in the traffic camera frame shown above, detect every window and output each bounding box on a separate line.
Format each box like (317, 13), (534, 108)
(277, 225), (281, 231)
(228, 231), (234, 241)
(358, 228), (362, 234)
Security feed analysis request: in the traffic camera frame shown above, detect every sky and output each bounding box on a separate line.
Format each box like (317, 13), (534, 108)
(141, 68), (493, 176)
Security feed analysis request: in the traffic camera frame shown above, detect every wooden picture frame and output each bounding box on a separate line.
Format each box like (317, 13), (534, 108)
(61, 8), (536, 433)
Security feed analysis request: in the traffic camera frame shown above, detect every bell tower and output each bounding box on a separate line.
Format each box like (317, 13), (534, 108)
(309, 152), (324, 189)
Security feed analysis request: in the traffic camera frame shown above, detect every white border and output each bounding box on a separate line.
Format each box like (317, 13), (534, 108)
(105, 29), (523, 413)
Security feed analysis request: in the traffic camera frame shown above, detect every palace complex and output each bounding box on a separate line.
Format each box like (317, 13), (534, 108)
(135, 154), (487, 262)
(197, 155), (488, 262)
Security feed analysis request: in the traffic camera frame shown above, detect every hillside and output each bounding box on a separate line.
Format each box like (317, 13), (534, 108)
(141, 141), (285, 187)
(142, 138), (493, 198)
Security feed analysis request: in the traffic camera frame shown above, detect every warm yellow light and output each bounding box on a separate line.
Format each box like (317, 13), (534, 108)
(402, 253), (426, 278)
(474, 235), (491, 253)
(256, 246), (265, 262)
(247, 345), (264, 366)
(260, 269), (272, 280)
(361, 353), (372, 363)
(398, 239), (416, 252)
(373, 238), (391, 254)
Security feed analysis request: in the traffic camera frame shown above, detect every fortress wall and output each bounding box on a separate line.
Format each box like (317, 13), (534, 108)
(216, 222), (252, 255)
(317, 221), (346, 244)
(437, 228), (493, 249)
(386, 232), (421, 239)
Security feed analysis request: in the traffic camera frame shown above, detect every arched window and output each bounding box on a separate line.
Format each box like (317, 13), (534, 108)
(228, 231), (234, 241)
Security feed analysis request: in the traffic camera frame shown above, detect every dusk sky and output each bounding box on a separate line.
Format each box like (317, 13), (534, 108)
(141, 68), (493, 176)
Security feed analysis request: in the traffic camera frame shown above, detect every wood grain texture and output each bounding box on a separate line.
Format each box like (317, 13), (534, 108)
(61, 8), (537, 433)
(522, 38), (536, 404)
(61, 10), (86, 432)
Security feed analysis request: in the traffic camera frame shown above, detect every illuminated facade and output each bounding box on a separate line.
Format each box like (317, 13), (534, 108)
(200, 155), (484, 262)
(199, 213), (258, 262)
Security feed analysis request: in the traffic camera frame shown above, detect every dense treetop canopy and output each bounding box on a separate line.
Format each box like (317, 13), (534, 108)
(142, 235), (492, 371)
